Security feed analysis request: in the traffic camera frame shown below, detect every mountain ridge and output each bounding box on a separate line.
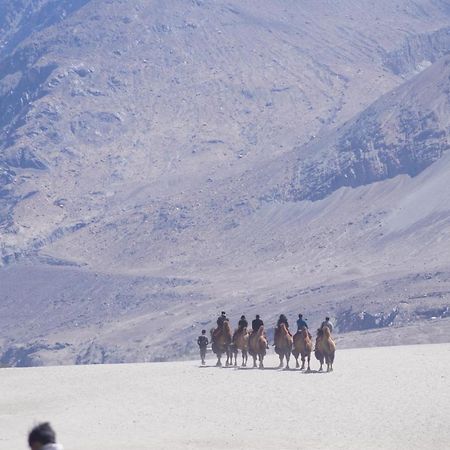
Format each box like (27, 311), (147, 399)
(0, 0), (450, 365)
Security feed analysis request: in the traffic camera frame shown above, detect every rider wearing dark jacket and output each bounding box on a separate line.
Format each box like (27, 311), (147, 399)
(277, 314), (289, 329)
(274, 314), (292, 348)
(216, 311), (227, 328)
(238, 315), (248, 330)
(251, 314), (264, 332)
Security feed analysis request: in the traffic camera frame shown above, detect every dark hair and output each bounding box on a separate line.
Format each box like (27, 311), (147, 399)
(298, 314), (303, 318)
(240, 315), (245, 319)
(325, 317), (330, 321)
(221, 311), (226, 315)
(28, 422), (56, 446)
(201, 329), (206, 334)
(256, 314), (260, 319)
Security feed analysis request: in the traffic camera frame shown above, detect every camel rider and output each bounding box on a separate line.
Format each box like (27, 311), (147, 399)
(274, 314), (292, 345)
(297, 313), (312, 339)
(277, 314), (290, 330)
(296, 314), (308, 330)
(216, 311), (227, 328)
(238, 315), (248, 330)
(212, 311), (228, 343)
(321, 317), (334, 333)
(233, 315), (248, 341)
(251, 314), (264, 333)
(250, 314), (269, 349)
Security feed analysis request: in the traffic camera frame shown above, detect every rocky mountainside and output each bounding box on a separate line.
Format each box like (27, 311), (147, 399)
(1, 0), (450, 366)
(288, 54), (450, 201)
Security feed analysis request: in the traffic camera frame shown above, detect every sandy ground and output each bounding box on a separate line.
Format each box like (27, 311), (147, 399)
(1, 343), (449, 450)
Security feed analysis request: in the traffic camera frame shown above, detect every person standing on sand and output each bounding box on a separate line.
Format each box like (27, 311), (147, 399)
(28, 422), (63, 450)
(197, 329), (209, 365)
(321, 317), (334, 333)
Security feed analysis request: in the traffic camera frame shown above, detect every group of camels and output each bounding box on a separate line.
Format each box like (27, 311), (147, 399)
(211, 322), (336, 372)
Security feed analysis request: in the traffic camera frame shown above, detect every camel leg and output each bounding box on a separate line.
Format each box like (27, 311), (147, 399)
(295, 356), (300, 369)
(307, 354), (311, 372)
(278, 355), (284, 369)
(285, 353), (290, 370)
(300, 355), (305, 370)
(252, 355), (257, 368)
(259, 355), (264, 369)
(216, 355), (222, 367)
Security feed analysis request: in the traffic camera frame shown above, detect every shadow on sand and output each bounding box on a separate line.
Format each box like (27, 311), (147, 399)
(198, 364), (331, 374)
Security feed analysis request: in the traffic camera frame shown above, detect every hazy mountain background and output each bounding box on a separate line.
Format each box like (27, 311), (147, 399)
(0, 0), (449, 366)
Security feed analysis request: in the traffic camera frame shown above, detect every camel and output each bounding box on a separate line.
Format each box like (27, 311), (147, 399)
(274, 323), (293, 369)
(314, 329), (325, 371)
(248, 325), (267, 369)
(231, 327), (249, 367)
(315, 327), (336, 372)
(210, 320), (232, 367)
(292, 327), (312, 371)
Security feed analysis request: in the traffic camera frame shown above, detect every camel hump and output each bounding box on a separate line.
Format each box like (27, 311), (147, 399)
(328, 336), (336, 350)
(257, 325), (265, 337)
(222, 320), (232, 334)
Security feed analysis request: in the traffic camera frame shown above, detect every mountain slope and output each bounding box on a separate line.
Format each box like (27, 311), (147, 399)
(0, 0), (450, 365)
(288, 54), (450, 201)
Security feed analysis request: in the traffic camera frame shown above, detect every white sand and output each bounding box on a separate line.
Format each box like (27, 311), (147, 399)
(1, 343), (449, 450)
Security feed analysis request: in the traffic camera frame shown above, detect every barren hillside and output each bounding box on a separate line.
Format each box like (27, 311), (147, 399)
(0, 0), (449, 365)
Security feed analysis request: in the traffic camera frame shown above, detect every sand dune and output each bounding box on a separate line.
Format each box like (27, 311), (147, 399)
(1, 343), (449, 449)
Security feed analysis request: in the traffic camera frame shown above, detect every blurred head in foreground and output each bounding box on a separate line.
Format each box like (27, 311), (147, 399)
(28, 422), (63, 450)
